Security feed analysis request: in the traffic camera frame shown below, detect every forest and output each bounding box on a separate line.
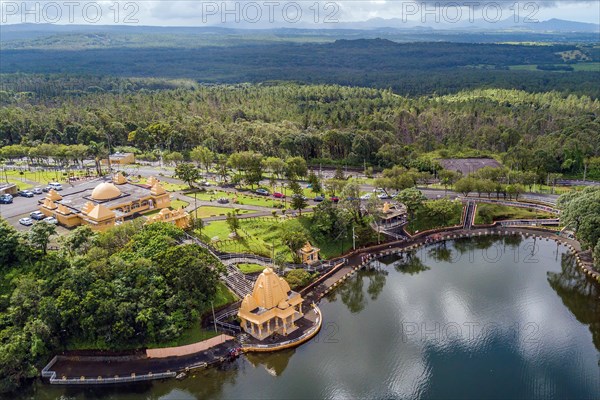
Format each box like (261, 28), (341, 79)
(1, 39), (599, 97)
(1, 82), (599, 178)
(0, 220), (224, 393)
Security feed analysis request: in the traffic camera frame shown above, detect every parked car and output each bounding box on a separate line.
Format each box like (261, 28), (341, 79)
(19, 217), (33, 226)
(43, 217), (58, 225)
(330, 196), (340, 203)
(255, 188), (269, 196)
(313, 195), (324, 202)
(18, 190), (34, 198)
(373, 188), (385, 193)
(292, 194), (308, 200)
(48, 182), (63, 191)
(273, 192), (285, 198)
(360, 193), (372, 200)
(42, 186), (52, 192)
(30, 211), (46, 220)
(378, 193), (392, 200)
(32, 187), (43, 195)
(201, 181), (212, 187)
(217, 198), (229, 204)
(0, 194), (13, 204)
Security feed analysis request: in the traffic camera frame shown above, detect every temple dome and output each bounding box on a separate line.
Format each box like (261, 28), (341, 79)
(91, 182), (121, 201)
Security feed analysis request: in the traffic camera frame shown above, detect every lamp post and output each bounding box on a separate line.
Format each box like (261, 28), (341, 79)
(211, 300), (217, 333)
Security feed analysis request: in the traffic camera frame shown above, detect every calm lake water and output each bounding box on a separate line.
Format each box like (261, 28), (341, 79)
(21, 236), (600, 399)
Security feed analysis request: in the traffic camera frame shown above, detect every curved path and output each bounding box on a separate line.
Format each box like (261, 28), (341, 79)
(303, 226), (597, 303)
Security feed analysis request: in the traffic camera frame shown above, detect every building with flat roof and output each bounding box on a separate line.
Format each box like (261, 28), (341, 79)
(0, 183), (17, 195)
(39, 173), (188, 231)
(102, 152), (135, 166)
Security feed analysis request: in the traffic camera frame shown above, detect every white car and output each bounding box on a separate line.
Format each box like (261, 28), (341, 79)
(43, 217), (58, 225)
(49, 182), (63, 191)
(360, 193), (372, 200)
(32, 187), (43, 195)
(372, 188), (385, 193)
(19, 217), (33, 226)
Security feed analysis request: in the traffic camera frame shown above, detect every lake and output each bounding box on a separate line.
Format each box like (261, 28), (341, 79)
(22, 236), (600, 399)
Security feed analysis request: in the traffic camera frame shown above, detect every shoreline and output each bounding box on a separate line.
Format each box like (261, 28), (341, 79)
(39, 224), (597, 387)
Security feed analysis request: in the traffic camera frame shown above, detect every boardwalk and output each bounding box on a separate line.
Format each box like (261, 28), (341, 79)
(146, 334), (234, 358)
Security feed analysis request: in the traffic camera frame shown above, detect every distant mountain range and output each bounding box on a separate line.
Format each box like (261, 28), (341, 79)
(337, 17), (600, 32)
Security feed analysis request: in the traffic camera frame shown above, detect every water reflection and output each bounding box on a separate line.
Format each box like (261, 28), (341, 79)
(245, 349), (295, 377)
(327, 269), (388, 313)
(20, 237), (600, 399)
(548, 253), (600, 351)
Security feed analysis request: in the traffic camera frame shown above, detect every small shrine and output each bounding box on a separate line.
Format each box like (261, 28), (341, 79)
(297, 242), (320, 265)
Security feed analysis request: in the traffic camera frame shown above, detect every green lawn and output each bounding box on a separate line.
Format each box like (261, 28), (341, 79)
(405, 201), (464, 234)
(1, 169), (84, 187)
(199, 215), (357, 260)
(201, 218), (295, 260)
(192, 190), (289, 209)
(191, 206), (253, 218)
(509, 63), (600, 72)
(237, 263), (266, 274)
(162, 181), (190, 191)
(474, 203), (555, 225)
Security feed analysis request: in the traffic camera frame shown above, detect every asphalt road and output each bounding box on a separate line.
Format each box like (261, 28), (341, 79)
(1, 164), (562, 231)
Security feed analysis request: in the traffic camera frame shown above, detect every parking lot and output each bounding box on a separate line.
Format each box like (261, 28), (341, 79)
(0, 178), (102, 232)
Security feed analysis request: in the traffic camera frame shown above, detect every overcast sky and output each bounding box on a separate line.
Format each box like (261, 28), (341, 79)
(1, 1), (599, 26)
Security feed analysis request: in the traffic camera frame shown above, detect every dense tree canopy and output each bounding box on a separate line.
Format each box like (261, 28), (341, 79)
(558, 187), (600, 260)
(0, 220), (224, 393)
(1, 84), (599, 178)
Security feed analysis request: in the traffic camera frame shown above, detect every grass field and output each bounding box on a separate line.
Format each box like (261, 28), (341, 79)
(405, 201), (464, 234)
(201, 218), (295, 260)
(161, 182), (190, 191)
(508, 63), (600, 72)
(237, 263), (266, 274)
(191, 206), (253, 218)
(199, 215), (354, 260)
(474, 204), (555, 225)
(192, 190), (290, 209)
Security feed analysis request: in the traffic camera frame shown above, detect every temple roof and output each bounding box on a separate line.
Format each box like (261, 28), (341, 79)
(243, 267), (293, 312)
(86, 204), (116, 221)
(113, 172), (127, 185)
(151, 182), (167, 196)
(91, 182), (122, 201)
(46, 189), (62, 202)
(300, 241), (318, 253)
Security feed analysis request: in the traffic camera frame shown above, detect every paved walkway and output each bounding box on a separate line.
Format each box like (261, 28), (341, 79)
(303, 226), (594, 302)
(146, 334), (234, 358)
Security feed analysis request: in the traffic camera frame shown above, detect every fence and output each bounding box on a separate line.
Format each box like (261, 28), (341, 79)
(241, 306), (322, 351)
(41, 356), (176, 385)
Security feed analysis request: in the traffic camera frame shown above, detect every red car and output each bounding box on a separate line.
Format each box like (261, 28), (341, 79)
(273, 192), (285, 198)
(330, 196), (340, 203)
